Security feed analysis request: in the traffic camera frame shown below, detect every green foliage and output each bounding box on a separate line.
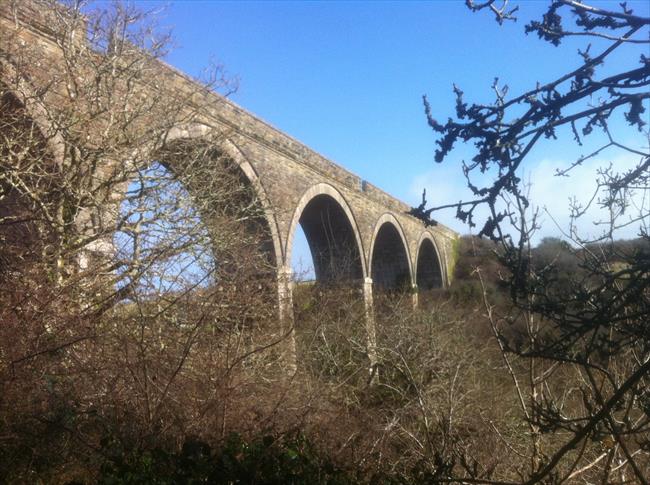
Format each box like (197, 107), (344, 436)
(449, 236), (461, 274)
(446, 235), (508, 306)
(98, 434), (355, 485)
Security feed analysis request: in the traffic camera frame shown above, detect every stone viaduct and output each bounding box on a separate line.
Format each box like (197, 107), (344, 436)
(1, 1), (458, 364)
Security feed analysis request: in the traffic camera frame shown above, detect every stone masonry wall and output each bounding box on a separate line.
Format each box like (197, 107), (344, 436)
(0, 0), (459, 287)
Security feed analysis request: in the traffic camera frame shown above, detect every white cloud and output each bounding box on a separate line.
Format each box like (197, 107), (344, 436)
(527, 153), (648, 242)
(408, 163), (493, 236)
(409, 153), (649, 243)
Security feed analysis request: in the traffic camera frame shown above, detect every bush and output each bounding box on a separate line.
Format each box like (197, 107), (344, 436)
(98, 433), (355, 485)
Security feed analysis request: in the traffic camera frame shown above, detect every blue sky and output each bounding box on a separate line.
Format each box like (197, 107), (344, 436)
(127, 0), (649, 275)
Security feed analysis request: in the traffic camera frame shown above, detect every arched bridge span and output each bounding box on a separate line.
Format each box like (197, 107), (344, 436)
(0, 0), (459, 367)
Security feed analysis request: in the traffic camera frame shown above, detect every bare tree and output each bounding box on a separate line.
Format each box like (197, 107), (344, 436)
(413, 1), (650, 482)
(0, 1), (286, 480)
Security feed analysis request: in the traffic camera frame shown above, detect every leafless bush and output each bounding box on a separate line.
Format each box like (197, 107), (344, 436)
(0, 1), (288, 481)
(293, 283), (368, 388)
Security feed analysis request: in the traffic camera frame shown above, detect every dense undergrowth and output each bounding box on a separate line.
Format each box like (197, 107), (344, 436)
(1, 235), (647, 483)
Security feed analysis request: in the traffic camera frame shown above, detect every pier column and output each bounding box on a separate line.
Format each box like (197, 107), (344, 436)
(278, 265), (297, 372)
(363, 277), (378, 381)
(412, 284), (419, 309)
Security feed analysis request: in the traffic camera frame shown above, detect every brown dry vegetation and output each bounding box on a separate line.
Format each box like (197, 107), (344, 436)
(1, 1), (648, 483)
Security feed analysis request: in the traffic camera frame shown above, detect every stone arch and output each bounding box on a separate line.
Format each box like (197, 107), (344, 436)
(369, 213), (413, 291)
(163, 123), (283, 271)
(415, 231), (445, 290)
(0, 63), (65, 164)
(286, 183), (366, 283)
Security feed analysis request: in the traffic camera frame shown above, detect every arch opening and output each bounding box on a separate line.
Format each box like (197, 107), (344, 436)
(290, 225), (316, 282)
(371, 222), (411, 291)
(416, 238), (443, 291)
(113, 160), (216, 297)
(113, 142), (278, 300)
(296, 194), (363, 284)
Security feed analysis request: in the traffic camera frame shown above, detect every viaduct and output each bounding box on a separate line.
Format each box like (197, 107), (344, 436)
(1, 1), (458, 366)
